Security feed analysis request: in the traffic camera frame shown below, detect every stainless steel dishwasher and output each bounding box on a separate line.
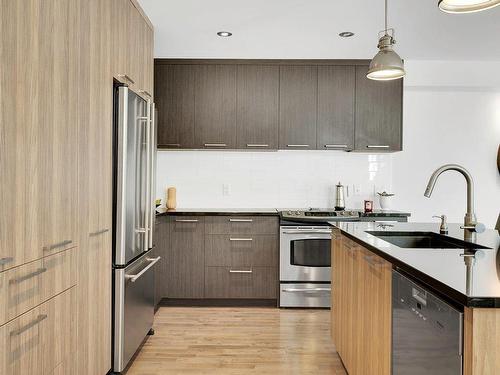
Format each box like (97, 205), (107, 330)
(392, 270), (463, 375)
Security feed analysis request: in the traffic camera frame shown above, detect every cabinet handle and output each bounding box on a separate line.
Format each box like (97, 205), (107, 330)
(10, 314), (48, 336)
(287, 144), (309, 148)
(324, 144), (348, 149)
(159, 143), (181, 148)
(366, 145), (390, 149)
(138, 90), (152, 98)
(229, 238), (253, 241)
(175, 219), (199, 223)
(89, 228), (109, 237)
(204, 143), (227, 148)
(283, 287), (331, 293)
(229, 269), (253, 274)
(117, 74), (135, 85)
(135, 228), (147, 233)
(246, 144), (269, 148)
(0, 257), (14, 265)
(43, 240), (72, 252)
(9, 268), (47, 284)
(229, 219), (253, 223)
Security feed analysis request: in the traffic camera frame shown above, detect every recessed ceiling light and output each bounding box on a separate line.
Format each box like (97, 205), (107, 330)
(217, 31), (232, 37)
(339, 31), (355, 38)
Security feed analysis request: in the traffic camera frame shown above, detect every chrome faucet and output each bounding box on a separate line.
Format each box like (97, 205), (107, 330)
(424, 164), (484, 240)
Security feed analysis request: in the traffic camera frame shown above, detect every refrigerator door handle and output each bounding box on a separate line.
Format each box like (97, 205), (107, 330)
(125, 256), (161, 283)
(144, 99), (152, 251)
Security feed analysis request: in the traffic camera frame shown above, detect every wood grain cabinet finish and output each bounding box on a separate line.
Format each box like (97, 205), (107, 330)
(167, 217), (206, 298)
(236, 65), (279, 149)
(194, 65), (238, 149)
(331, 234), (391, 375)
(155, 65), (196, 148)
(153, 216), (170, 305)
(279, 66), (318, 149)
(317, 66), (355, 150)
(205, 216), (279, 235)
(355, 65), (403, 151)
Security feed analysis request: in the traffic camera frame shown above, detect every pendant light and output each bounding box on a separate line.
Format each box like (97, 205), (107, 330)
(367, 0), (405, 81)
(438, 0), (500, 13)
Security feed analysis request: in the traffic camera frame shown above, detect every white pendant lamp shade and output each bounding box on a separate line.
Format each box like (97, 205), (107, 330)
(367, 34), (405, 81)
(438, 0), (500, 13)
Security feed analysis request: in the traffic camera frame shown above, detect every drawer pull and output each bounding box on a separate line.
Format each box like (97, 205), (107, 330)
(366, 145), (390, 149)
(246, 144), (269, 148)
(175, 219), (199, 223)
(125, 257), (161, 283)
(229, 219), (253, 223)
(204, 143), (227, 148)
(287, 144), (309, 148)
(0, 257), (14, 265)
(43, 240), (72, 252)
(229, 238), (253, 241)
(229, 269), (253, 274)
(9, 268), (47, 284)
(283, 287), (331, 293)
(10, 314), (48, 336)
(89, 228), (110, 237)
(160, 143), (181, 148)
(324, 144), (348, 149)
(117, 74), (135, 84)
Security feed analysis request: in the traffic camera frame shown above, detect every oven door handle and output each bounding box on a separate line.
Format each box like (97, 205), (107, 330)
(282, 230), (332, 234)
(282, 287), (331, 293)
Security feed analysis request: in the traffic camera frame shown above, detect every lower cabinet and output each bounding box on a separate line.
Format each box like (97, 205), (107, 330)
(331, 233), (392, 375)
(156, 215), (279, 301)
(0, 287), (77, 375)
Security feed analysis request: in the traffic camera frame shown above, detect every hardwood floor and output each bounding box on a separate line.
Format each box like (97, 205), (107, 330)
(126, 307), (347, 375)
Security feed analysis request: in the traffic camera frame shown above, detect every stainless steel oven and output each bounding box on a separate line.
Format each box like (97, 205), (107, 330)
(279, 226), (332, 307)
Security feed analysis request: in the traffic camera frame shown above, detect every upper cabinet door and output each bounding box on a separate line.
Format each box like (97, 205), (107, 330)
(279, 66), (318, 150)
(155, 64), (195, 148)
(355, 66), (403, 151)
(111, 0), (130, 83)
(194, 65), (237, 149)
(317, 66), (355, 151)
(236, 65), (279, 150)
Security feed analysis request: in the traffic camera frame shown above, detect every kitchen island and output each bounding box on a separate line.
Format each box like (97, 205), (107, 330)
(329, 221), (500, 375)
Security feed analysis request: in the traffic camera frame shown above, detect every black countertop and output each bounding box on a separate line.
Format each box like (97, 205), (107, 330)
(330, 221), (500, 308)
(156, 207), (279, 216)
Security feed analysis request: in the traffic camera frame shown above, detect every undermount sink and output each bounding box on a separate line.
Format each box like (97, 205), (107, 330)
(365, 231), (491, 250)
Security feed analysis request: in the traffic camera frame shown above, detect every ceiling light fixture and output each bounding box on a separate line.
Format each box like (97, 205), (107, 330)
(438, 0), (500, 13)
(339, 31), (355, 38)
(217, 31), (232, 37)
(367, 0), (405, 81)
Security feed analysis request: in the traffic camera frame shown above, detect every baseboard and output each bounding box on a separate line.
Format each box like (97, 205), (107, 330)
(158, 298), (278, 307)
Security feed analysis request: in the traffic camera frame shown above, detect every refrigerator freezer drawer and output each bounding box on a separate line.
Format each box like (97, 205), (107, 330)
(113, 251), (159, 372)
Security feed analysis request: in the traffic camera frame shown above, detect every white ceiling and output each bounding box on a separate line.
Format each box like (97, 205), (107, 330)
(139, 0), (500, 60)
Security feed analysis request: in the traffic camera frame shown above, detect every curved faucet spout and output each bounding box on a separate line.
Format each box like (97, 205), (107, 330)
(424, 164), (476, 227)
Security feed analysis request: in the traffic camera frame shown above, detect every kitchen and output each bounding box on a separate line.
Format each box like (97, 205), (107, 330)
(1, 1), (499, 375)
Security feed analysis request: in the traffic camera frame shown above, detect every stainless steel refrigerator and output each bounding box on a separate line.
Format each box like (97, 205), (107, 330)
(112, 84), (158, 373)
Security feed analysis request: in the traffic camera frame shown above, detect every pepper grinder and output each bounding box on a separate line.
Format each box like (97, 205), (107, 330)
(335, 182), (345, 211)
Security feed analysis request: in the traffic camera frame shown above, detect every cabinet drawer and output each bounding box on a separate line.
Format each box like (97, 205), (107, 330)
(205, 235), (277, 267)
(0, 248), (77, 327)
(205, 216), (278, 235)
(0, 287), (76, 375)
(205, 266), (277, 299)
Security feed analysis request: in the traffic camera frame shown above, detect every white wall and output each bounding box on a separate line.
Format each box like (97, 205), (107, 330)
(155, 60), (500, 228)
(156, 151), (392, 210)
(393, 60), (500, 228)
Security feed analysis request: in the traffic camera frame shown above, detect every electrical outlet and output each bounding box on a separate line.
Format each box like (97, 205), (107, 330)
(222, 184), (231, 196)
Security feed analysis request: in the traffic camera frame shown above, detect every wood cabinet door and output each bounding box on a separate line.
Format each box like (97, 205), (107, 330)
(167, 217), (205, 298)
(194, 65), (237, 149)
(279, 66), (318, 149)
(236, 65), (279, 149)
(155, 64), (196, 148)
(317, 66), (355, 150)
(355, 65), (403, 151)
(153, 216), (170, 305)
(111, 0), (130, 82)
(331, 230), (343, 349)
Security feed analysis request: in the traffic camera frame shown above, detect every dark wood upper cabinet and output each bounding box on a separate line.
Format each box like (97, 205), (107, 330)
(317, 66), (355, 151)
(279, 66), (318, 150)
(236, 65), (279, 149)
(155, 64), (195, 148)
(354, 65), (403, 151)
(194, 65), (237, 149)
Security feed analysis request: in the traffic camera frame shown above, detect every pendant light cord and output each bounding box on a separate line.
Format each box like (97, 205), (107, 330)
(385, 0), (388, 33)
